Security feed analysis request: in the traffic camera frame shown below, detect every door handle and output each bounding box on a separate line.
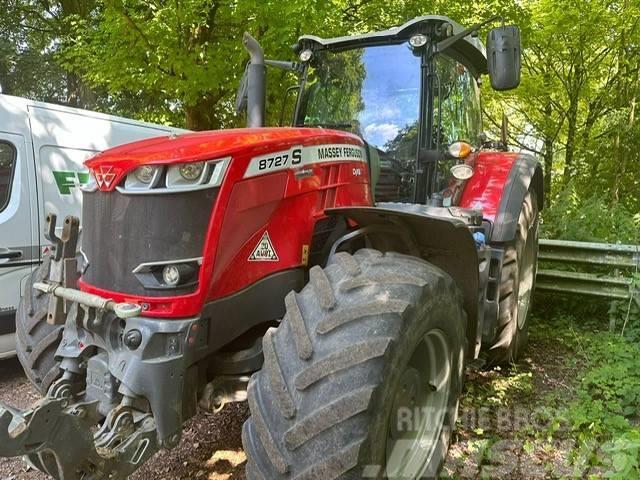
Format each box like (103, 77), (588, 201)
(0, 248), (23, 260)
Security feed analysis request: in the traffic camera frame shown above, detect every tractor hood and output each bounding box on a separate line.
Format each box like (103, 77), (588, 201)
(84, 127), (364, 192)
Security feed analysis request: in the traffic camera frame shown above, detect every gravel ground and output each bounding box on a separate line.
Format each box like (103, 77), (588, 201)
(0, 357), (248, 480)
(0, 318), (577, 480)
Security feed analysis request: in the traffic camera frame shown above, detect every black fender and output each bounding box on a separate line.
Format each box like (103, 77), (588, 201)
(491, 153), (543, 243)
(326, 205), (482, 357)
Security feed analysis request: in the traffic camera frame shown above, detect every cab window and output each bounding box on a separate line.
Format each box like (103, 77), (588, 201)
(0, 142), (16, 212)
(434, 55), (482, 147)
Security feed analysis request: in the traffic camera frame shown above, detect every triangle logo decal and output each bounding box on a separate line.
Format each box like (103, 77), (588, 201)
(248, 231), (279, 262)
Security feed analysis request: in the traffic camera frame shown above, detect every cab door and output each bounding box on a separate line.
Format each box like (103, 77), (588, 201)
(0, 131), (38, 353)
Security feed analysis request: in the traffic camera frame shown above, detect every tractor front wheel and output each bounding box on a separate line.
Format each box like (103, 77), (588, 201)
(487, 189), (539, 364)
(242, 249), (467, 479)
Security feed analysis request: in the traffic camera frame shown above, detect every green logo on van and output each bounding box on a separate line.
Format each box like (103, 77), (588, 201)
(53, 171), (90, 195)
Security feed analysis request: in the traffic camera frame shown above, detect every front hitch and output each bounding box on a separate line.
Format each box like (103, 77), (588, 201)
(0, 395), (158, 479)
(3, 215), (203, 478)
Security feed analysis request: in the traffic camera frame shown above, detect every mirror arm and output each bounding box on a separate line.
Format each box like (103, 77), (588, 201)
(435, 15), (501, 54)
(265, 59), (305, 73)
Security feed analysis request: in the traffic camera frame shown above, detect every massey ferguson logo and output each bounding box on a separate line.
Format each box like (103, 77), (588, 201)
(94, 166), (118, 190)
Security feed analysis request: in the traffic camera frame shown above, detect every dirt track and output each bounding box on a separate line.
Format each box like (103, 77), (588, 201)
(0, 316), (576, 479)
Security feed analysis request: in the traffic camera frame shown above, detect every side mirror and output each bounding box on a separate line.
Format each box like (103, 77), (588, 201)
(235, 63), (249, 115)
(486, 25), (521, 91)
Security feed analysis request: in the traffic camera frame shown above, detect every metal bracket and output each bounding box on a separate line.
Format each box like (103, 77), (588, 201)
(0, 396), (158, 480)
(44, 214), (81, 325)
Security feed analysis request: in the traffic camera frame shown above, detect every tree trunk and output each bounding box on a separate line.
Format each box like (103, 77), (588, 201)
(60, 0), (97, 108)
(563, 96), (579, 185)
(543, 135), (553, 207)
(185, 96), (223, 131)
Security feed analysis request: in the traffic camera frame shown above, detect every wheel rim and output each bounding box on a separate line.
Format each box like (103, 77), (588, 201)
(517, 227), (536, 330)
(385, 329), (451, 478)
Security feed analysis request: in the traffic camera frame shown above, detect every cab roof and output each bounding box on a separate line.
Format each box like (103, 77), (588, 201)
(298, 15), (488, 75)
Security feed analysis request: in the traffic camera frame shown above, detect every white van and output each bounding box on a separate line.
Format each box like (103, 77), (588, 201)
(0, 94), (185, 359)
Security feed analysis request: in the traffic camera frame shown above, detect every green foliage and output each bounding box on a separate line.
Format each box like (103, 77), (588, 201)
(555, 323), (640, 477)
(1, 1), (638, 225)
(541, 184), (640, 243)
(601, 430), (640, 479)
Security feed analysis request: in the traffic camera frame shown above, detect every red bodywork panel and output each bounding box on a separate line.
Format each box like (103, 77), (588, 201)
(458, 151), (520, 224)
(81, 128), (372, 318)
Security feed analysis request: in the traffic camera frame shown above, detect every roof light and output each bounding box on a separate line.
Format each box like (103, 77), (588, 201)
(409, 34), (428, 48)
(299, 49), (313, 62)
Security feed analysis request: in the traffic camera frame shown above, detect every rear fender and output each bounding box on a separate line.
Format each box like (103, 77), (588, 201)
(327, 206), (482, 357)
(460, 152), (543, 243)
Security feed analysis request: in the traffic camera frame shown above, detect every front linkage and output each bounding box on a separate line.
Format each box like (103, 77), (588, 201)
(0, 215), (199, 479)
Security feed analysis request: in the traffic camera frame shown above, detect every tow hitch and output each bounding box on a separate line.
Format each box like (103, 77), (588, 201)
(0, 396), (157, 479)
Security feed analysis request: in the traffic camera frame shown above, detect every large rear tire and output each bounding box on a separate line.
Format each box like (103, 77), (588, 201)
(15, 256), (62, 395)
(487, 190), (539, 364)
(242, 249), (467, 479)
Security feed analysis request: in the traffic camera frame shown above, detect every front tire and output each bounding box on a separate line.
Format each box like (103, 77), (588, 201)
(243, 249), (467, 479)
(15, 256), (62, 395)
(487, 190), (539, 364)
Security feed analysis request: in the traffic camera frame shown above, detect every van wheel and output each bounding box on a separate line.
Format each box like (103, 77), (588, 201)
(243, 249), (467, 479)
(487, 190), (539, 364)
(15, 256), (62, 395)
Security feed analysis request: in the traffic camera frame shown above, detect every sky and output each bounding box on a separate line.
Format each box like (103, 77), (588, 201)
(358, 44), (421, 150)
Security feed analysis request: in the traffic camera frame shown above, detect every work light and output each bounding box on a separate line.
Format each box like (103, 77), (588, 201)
(409, 34), (428, 48)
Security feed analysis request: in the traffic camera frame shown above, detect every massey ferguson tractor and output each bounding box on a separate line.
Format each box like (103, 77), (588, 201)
(0, 15), (542, 479)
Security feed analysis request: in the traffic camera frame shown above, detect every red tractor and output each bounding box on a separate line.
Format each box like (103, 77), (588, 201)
(0, 15), (541, 479)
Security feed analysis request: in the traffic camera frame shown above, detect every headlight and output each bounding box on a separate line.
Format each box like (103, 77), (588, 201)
(135, 165), (160, 183)
(179, 162), (205, 181)
(118, 157), (231, 194)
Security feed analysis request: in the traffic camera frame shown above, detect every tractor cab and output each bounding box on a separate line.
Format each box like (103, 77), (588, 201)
(284, 16), (521, 205)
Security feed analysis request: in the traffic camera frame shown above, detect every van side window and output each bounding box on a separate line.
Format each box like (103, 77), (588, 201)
(0, 142), (17, 212)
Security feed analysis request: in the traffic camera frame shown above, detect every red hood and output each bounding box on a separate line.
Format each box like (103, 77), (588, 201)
(84, 127), (364, 191)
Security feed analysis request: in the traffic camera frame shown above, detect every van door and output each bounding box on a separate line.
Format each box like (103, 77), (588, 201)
(0, 131), (37, 355)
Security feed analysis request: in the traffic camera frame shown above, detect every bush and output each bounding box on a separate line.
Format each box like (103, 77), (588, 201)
(542, 185), (640, 244)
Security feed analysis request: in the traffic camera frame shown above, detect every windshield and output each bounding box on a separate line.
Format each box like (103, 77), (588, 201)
(299, 43), (422, 201)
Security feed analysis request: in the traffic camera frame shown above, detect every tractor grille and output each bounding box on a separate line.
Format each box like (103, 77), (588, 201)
(81, 189), (217, 297)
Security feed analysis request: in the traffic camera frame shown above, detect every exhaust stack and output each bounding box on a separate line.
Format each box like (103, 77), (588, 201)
(242, 32), (266, 128)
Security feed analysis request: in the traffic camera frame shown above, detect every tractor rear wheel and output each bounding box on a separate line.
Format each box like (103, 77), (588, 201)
(15, 255), (62, 395)
(242, 249), (467, 479)
(487, 189), (539, 364)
